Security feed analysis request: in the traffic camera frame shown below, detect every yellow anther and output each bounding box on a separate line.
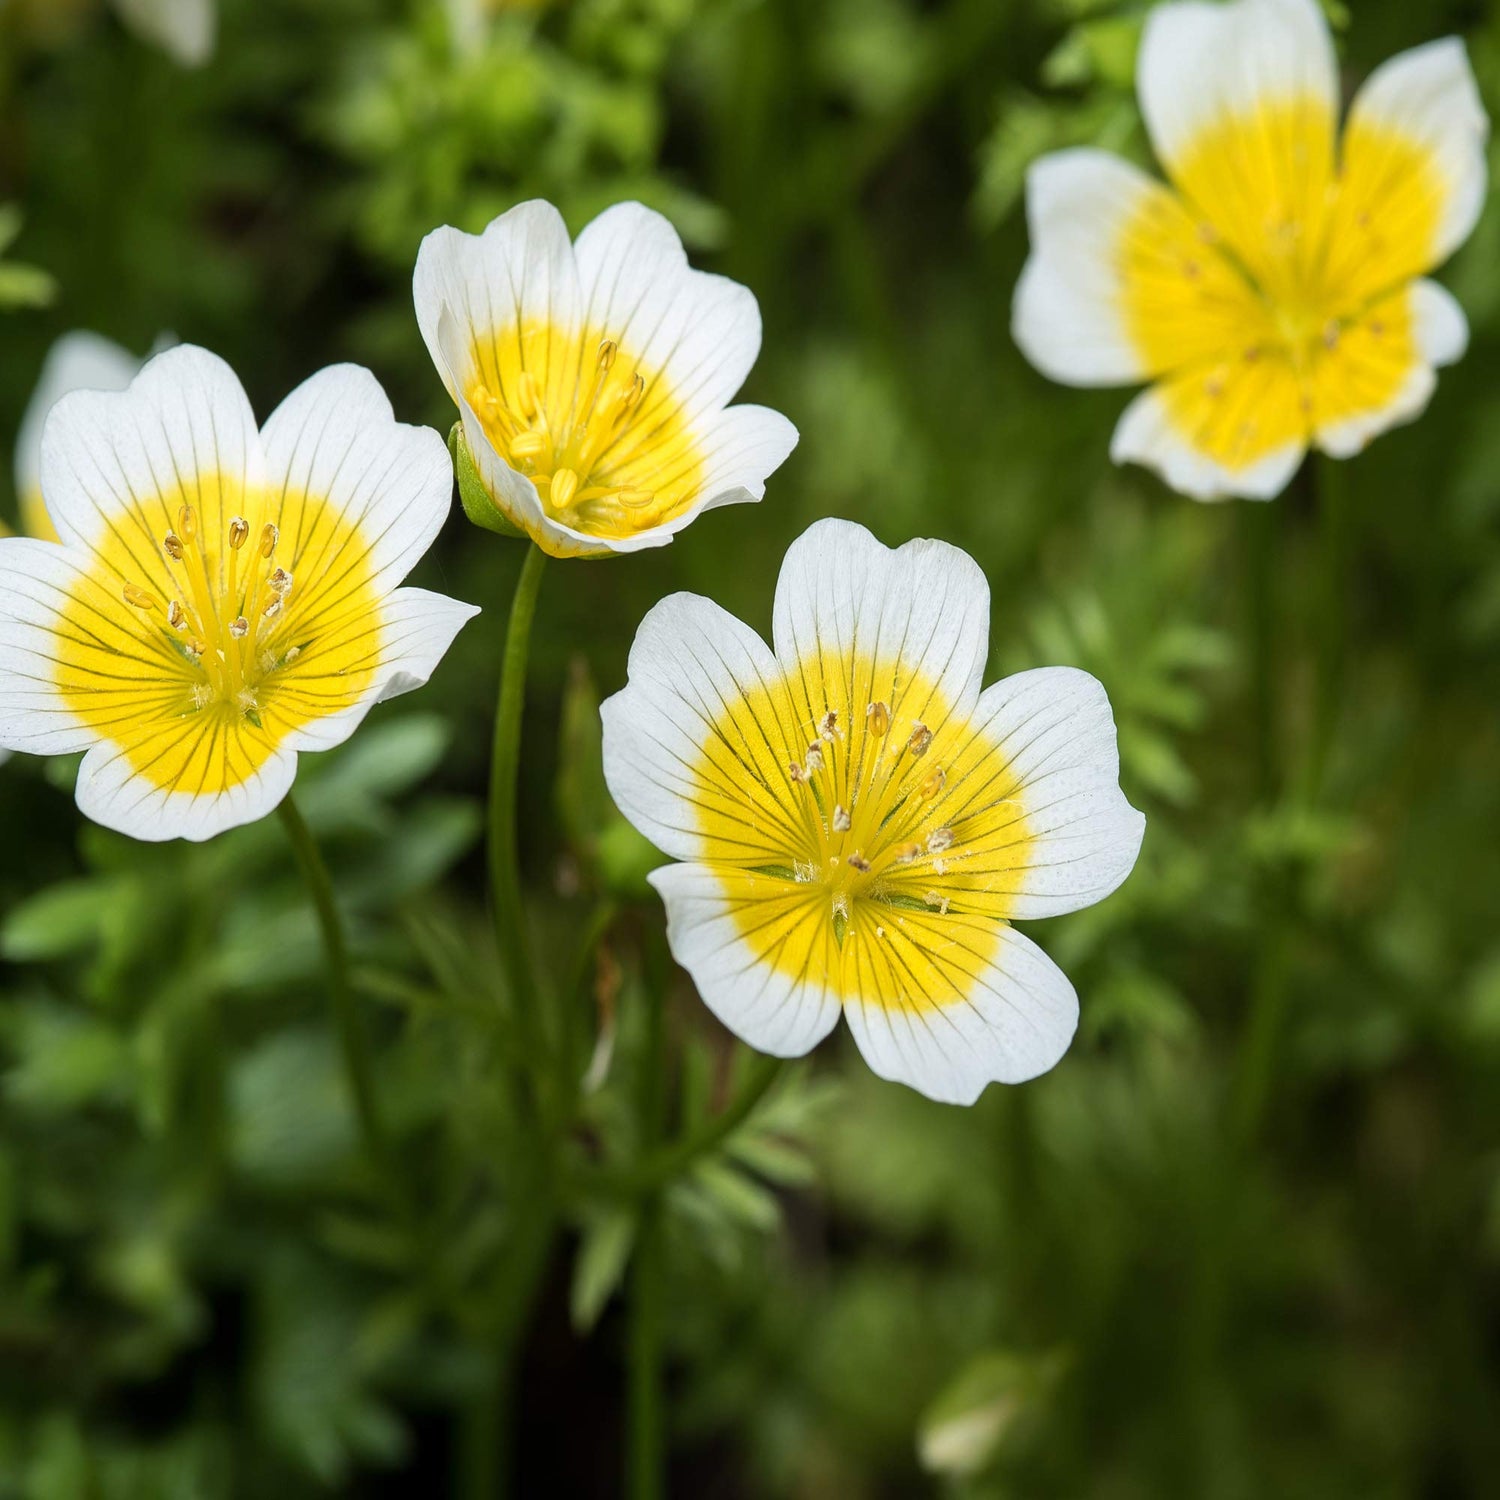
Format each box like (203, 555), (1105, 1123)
(517, 370), (542, 417)
(918, 767), (946, 800)
(185, 636), (206, 657)
(804, 743), (825, 775)
(268, 567), (293, 597)
(167, 600), (187, 630)
(819, 710), (838, 741)
(788, 761), (807, 784)
(927, 828), (955, 853)
(123, 584), (160, 612)
(908, 723), (932, 757)
(597, 338), (617, 372)
(259, 523), (279, 559)
(510, 431), (548, 460)
(162, 531), (185, 561)
(263, 599), (283, 621)
(178, 505), (198, 543)
(615, 488), (655, 510)
(892, 842), (923, 864)
(624, 373), (645, 409)
(228, 516), (250, 550)
(229, 616), (249, 640)
(847, 852), (871, 873)
(550, 468), (580, 511)
(832, 804), (852, 833)
(867, 701), (890, 738)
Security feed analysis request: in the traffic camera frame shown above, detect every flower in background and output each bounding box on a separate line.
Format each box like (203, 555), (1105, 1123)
(601, 519), (1145, 1105)
(0, 346), (477, 840)
(1013, 0), (1488, 501)
(13, 331), (146, 543)
(111, 0), (215, 67)
(414, 200), (798, 558)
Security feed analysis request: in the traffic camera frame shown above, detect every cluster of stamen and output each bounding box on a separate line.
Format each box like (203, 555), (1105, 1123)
(472, 337), (667, 531)
(121, 504), (294, 718)
(783, 698), (966, 930)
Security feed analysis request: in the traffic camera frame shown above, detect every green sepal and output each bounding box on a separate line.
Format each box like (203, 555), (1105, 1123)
(448, 422), (524, 539)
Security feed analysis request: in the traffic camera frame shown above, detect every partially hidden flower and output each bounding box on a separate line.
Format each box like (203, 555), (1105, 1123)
(0, 346), (478, 841)
(14, 331), (146, 543)
(414, 200), (798, 558)
(1013, 0), (1488, 500)
(600, 519), (1145, 1104)
(111, 0), (216, 67)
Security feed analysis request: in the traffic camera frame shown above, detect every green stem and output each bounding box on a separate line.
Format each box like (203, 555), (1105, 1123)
(1243, 499), (1277, 803)
(278, 795), (399, 1202)
(1306, 451), (1349, 797)
(489, 542), (549, 1077)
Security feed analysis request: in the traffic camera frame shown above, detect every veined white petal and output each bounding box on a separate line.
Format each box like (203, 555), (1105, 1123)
(112, 0), (216, 67)
(649, 862), (844, 1057)
(0, 538), (95, 756)
(14, 332), (142, 512)
(601, 591), (786, 864)
(39, 345), (263, 554)
(75, 737), (297, 844)
(574, 202), (763, 423)
(843, 925), (1079, 1104)
(1013, 149), (1157, 387)
(965, 667), (1144, 920)
(1138, 0), (1337, 184)
(771, 518), (991, 726)
(259, 363), (456, 593)
(1110, 383), (1305, 502)
(413, 201), (582, 402)
(1343, 37), (1489, 270)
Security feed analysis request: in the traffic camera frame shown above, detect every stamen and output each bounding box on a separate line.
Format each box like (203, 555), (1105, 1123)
(511, 431), (548, 460)
(892, 842), (922, 864)
(123, 585), (160, 612)
(818, 710), (839, 741)
(597, 338), (617, 372)
(268, 568), (293, 597)
(832, 804), (852, 833)
(624, 374), (645, 410)
(804, 743), (825, 775)
(229, 616), (249, 640)
(788, 761), (808, 784)
(228, 516), (250, 551)
(517, 370), (541, 418)
(167, 600), (187, 630)
(867, 701), (890, 738)
(551, 468), (580, 511)
(918, 767), (945, 800)
(847, 852), (871, 873)
(926, 828), (954, 853)
(907, 723), (932, 757)
(178, 505), (198, 543)
(263, 599), (283, 621)
(163, 531), (185, 561)
(615, 488), (655, 510)
(259, 523), (279, 559)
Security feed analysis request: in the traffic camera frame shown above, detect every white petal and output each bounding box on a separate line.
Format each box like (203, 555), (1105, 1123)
(843, 925), (1079, 1104)
(771, 518), (990, 725)
(259, 363), (456, 593)
(0, 538), (94, 756)
(649, 862), (843, 1058)
(278, 588), (480, 754)
(1013, 149), (1158, 387)
(413, 201), (582, 402)
(1412, 278), (1469, 367)
(75, 736), (297, 844)
(112, 0), (216, 67)
(1138, 0), (1336, 181)
(1110, 384), (1305, 502)
(573, 202), (762, 423)
(14, 331), (142, 505)
(965, 667), (1144, 919)
(601, 591), (787, 864)
(1343, 37), (1489, 269)
(39, 344), (263, 554)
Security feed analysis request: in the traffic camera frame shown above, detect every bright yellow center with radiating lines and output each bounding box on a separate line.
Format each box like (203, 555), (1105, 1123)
(1115, 95), (1446, 473)
(54, 472), (380, 794)
(466, 319), (706, 540)
(691, 655), (1038, 1011)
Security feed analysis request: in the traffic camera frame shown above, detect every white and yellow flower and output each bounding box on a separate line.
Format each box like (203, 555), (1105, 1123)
(600, 520), (1144, 1105)
(0, 345), (478, 841)
(414, 200), (798, 558)
(1013, 0), (1488, 501)
(14, 331), (146, 543)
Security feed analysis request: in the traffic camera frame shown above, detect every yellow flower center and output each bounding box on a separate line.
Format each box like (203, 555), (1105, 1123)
(466, 322), (705, 540)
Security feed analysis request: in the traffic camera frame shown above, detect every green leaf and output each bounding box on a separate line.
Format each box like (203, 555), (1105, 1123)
(1, 878), (123, 961)
(570, 1208), (637, 1333)
(555, 655), (613, 857)
(449, 422), (524, 538)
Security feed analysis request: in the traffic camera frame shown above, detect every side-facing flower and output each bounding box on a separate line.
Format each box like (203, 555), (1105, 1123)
(601, 519), (1145, 1105)
(0, 345), (478, 841)
(14, 331), (145, 543)
(414, 200), (798, 558)
(1013, 0), (1488, 500)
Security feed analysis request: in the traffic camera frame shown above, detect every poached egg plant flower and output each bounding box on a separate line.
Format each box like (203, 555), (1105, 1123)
(0, 345), (478, 841)
(601, 519), (1145, 1105)
(1013, 0), (1488, 501)
(414, 200), (798, 558)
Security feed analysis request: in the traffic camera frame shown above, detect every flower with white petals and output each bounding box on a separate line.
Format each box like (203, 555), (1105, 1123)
(1013, 0), (1488, 501)
(601, 519), (1145, 1105)
(14, 331), (146, 544)
(414, 200), (798, 558)
(0, 346), (478, 841)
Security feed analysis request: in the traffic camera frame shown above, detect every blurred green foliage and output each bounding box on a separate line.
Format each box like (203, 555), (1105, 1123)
(2, 0), (1500, 1495)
